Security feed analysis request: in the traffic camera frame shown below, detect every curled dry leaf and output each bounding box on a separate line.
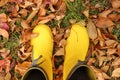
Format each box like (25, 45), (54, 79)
(106, 48), (117, 55)
(112, 68), (120, 78)
(32, 14), (55, 26)
(83, 10), (89, 18)
(59, 39), (66, 48)
(101, 66), (109, 73)
(18, 52), (31, 61)
(87, 58), (96, 65)
(54, 48), (64, 56)
(64, 28), (70, 39)
(4, 72), (11, 80)
(20, 0), (33, 8)
(15, 62), (31, 76)
(21, 20), (30, 29)
(112, 58), (120, 67)
(108, 14), (120, 21)
(0, 13), (7, 22)
(96, 17), (114, 28)
(0, 28), (9, 40)
(38, 18), (53, 24)
(102, 72), (110, 79)
(105, 40), (116, 46)
(98, 56), (106, 67)
(19, 9), (28, 18)
(87, 20), (97, 40)
(51, 0), (58, 5)
(99, 9), (113, 18)
(26, 8), (39, 23)
(56, 1), (66, 15)
(92, 67), (104, 80)
(0, 60), (5, 67)
(0, 50), (10, 58)
(0, 73), (5, 80)
(111, 0), (120, 9)
(20, 30), (38, 43)
(38, 8), (46, 17)
(0, 0), (8, 7)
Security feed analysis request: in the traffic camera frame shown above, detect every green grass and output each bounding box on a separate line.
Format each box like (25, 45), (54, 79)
(112, 28), (120, 42)
(60, 0), (86, 27)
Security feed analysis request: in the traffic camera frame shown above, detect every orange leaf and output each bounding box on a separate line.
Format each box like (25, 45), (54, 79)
(0, 60), (5, 67)
(96, 17), (114, 28)
(111, 0), (120, 9)
(0, 0), (8, 7)
(99, 9), (113, 18)
(108, 14), (120, 21)
(106, 48), (117, 55)
(15, 62), (31, 76)
(0, 28), (9, 40)
(0, 13), (7, 22)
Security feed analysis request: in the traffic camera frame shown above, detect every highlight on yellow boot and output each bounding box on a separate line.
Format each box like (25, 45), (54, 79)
(63, 23), (90, 80)
(30, 24), (53, 80)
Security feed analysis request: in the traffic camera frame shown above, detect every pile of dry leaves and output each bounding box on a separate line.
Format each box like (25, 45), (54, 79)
(0, 0), (120, 80)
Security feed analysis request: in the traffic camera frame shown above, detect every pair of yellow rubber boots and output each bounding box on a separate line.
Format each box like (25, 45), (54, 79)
(21, 24), (96, 80)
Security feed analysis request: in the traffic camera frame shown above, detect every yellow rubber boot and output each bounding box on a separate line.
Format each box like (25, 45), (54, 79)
(22, 24), (53, 80)
(63, 23), (96, 80)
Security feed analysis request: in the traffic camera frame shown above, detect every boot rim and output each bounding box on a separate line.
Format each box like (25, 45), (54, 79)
(21, 67), (48, 80)
(67, 63), (96, 80)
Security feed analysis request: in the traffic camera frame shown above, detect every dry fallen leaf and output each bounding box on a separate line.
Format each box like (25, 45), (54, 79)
(83, 10), (89, 18)
(102, 72), (110, 79)
(87, 20), (98, 40)
(0, 13), (7, 22)
(111, 0), (120, 9)
(105, 40), (116, 46)
(101, 66), (109, 73)
(0, 0), (8, 7)
(99, 9), (113, 18)
(4, 59), (11, 73)
(59, 39), (66, 48)
(112, 68), (120, 78)
(20, 30), (38, 43)
(96, 17), (114, 28)
(56, 1), (66, 16)
(0, 50), (10, 58)
(15, 62), (31, 76)
(18, 51), (31, 61)
(0, 73), (4, 80)
(108, 14), (120, 21)
(0, 28), (9, 40)
(21, 20), (30, 29)
(38, 7), (46, 17)
(54, 48), (64, 56)
(112, 58), (120, 67)
(106, 48), (117, 55)
(26, 8), (38, 23)
(0, 60), (5, 67)
(19, 9), (28, 18)
(4, 72), (11, 80)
